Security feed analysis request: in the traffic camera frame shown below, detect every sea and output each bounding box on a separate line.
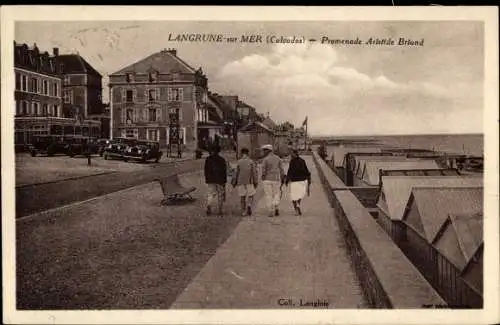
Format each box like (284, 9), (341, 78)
(318, 133), (484, 157)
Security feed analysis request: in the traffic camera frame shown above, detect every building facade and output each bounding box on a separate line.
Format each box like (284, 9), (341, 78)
(109, 48), (208, 150)
(58, 53), (104, 118)
(14, 42), (101, 149)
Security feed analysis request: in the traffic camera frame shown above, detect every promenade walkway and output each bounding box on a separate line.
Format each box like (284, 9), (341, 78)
(171, 156), (367, 309)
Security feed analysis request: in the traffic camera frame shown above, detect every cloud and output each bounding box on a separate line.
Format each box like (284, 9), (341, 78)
(212, 43), (482, 135)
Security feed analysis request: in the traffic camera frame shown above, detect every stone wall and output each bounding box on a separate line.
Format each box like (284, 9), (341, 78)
(313, 152), (446, 308)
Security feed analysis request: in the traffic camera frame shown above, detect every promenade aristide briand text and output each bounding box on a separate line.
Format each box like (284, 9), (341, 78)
(167, 33), (424, 46)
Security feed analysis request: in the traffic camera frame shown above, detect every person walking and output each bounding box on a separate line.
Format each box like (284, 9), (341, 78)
(204, 144), (227, 216)
(285, 149), (311, 216)
(231, 147), (259, 216)
(261, 144), (285, 217)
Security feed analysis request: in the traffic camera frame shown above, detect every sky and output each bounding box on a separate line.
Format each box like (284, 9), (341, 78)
(15, 21), (484, 136)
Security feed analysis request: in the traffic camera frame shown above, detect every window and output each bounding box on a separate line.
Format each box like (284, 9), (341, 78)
(21, 75), (28, 91)
(54, 104), (59, 117)
(53, 82), (58, 97)
(148, 108), (157, 122)
(126, 108), (133, 122)
(148, 89), (158, 102)
(21, 101), (28, 115)
(64, 75), (70, 85)
(30, 78), (39, 93)
(126, 73), (133, 83)
(147, 129), (159, 141)
(15, 73), (20, 90)
(125, 129), (138, 139)
(42, 104), (48, 116)
(168, 88), (183, 101)
(63, 90), (73, 104)
(126, 90), (133, 102)
(32, 102), (39, 115)
(149, 71), (157, 83)
(43, 80), (49, 95)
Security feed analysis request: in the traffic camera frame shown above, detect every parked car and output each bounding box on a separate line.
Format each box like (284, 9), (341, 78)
(66, 136), (97, 157)
(96, 138), (110, 156)
(29, 135), (68, 157)
(102, 141), (129, 160)
(122, 140), (163, 163)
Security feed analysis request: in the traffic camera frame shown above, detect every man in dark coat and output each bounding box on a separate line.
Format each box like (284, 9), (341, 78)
(204, 144), (227, 216)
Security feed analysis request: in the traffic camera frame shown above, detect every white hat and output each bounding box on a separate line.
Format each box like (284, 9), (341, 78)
(261, 144), (273, 151)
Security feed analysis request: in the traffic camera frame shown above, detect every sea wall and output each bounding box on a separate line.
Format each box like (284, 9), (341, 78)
(312, 152), (446, 308)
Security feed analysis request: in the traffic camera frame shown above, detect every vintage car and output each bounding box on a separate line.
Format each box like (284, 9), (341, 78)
(96, 138), (110, 156)
(29, 135), (68, 157)
(122, 140), (163, 163)
(102, 140), (130, 160)
(65, 136), (98, 157)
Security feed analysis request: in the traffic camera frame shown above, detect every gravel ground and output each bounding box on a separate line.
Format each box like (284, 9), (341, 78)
(16, 171), (255, 309)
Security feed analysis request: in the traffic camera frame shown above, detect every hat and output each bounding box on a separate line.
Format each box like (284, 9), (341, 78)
(261, 144), (273, 151)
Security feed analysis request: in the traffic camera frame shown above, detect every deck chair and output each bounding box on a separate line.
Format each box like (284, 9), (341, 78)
(156, 175), (197, 206)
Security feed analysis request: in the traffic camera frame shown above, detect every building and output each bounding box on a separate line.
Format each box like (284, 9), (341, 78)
(14, 42), (101, 148)
(109, 48), (208, 151)
(58, 53), (104, 118)
(237, 121), (274, 159)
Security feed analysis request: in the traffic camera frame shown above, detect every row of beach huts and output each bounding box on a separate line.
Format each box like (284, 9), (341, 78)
(323, 145), (483, 308)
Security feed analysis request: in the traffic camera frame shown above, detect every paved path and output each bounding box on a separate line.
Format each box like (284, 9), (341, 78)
(171, 156), (367, 309)
(17, 172), (262, 309)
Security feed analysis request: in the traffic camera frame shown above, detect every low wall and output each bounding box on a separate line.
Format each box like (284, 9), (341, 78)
(313, 153), (446, 308)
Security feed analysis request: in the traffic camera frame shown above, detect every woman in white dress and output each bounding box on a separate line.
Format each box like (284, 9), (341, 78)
(285, 150), (311, 215)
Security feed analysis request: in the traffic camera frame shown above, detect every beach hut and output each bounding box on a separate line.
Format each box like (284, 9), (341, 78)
(343, 152), (393, 186)
(433, 212), (483, 307)
(376, 175), (483, 242)
(359, 160), (440, 186)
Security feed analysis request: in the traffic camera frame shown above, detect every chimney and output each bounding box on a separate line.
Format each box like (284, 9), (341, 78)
(166, 48), (177, 56)
(53, 47), (59, 56)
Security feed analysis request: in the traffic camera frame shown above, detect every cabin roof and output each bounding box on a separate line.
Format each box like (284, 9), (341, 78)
(377, 175), (483, 220)
(331, 147), (382, 167)
(361, 160), (440, 185)
(404, 187), (483, 243)
(434, 212), (483, 271)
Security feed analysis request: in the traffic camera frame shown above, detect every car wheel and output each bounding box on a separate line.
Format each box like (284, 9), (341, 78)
(155, 158), (159, 163)
(123, 157), (128, 162)
(30, 151), (36, 157)
(103, 153), (108, 160)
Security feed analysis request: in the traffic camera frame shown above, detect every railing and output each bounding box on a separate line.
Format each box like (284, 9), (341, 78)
(399, 225), (483, 308)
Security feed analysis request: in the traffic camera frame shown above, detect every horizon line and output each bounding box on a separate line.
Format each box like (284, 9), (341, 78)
(309, 132), (484, 138)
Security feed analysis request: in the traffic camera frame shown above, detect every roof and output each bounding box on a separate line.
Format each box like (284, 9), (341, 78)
(355, 156), (424, 177)
(331, 147), (382, 167)
(14, 42), (60, 76)
(434, 212), (483, 271)
(261, 117), (277, 130)
(377, 175), (483, 220)
(404, 187), (483, 243)
(238, 121), (273, 133)
(58, 54), (101, 76)
(346, 153), (393, 171)
(361, 160), (440, 185)
(111, 50), (196, 75)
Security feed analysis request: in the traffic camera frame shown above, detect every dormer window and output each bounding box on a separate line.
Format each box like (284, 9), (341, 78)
(149, 71), (158, 83)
